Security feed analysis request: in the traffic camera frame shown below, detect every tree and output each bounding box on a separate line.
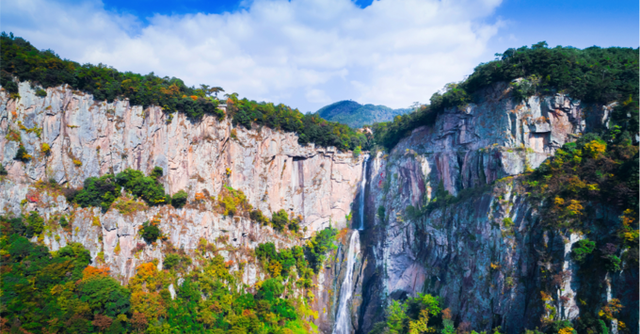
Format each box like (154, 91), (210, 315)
(150, 166), (163, 180)
(140, 221), (161, 243)
(77, 274), (131, 317)
(171, 190), (188, 208)
(271, 209), (289, 232)
(210, 86), (225, 98)
(25, 211), (44, 235)
(14, 144), (31, 162)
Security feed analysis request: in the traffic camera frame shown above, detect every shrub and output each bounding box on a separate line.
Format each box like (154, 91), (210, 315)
(503, 217), (514, 228)
(271, 209), (289, 232)
(304, 227), (337, 272)
(604, 255), (622, 272)
(140, 220), (161, 243)
(0, 163), (7, 176)
(59, 215), (69, 227)
(288, 217), (300, 233)
(25, 211), (44, 235)
(217, 185), (250, 216)
(163, 254), (180, 270)
(250, 209), (270, 225)
(353, 145), (362, 158)
(116, 168), (168, 205)
(113, 197), (147, 214)
(150, 166), (163, 180)
(171, 190), (188, 208)
(377, 205), (386, 222)
(40, 142), (50, 154)
(73, 174), (121, 212)
(77, 274), (131, 317)
(571, 239), (595, 263)
(14, 144), (31, 162)
(162, 254), (191, 271)
(35, 88), (47, 97)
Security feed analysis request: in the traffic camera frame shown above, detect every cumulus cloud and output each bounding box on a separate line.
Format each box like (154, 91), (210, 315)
(2, 0), (503, 111)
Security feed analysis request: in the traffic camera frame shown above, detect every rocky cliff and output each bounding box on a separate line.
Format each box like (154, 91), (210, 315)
(1, 82), (365, 233)
(355, 83), (637, 333)
(1, 81), (636, 334)
(0, 82), (370, 331)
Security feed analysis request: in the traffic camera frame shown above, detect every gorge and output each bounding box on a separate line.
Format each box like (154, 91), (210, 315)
(0, 36), (637, 334)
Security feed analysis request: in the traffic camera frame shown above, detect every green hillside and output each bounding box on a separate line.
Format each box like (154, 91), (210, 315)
(316, 100), (410, 128)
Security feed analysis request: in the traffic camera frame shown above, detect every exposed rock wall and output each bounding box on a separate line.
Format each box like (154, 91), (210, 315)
(2, 80), (635, 334)
(0, 82), (365, 232)
(0, 82), (368, 332)
(0, 178), (299, 284)
(356, 83), (635, 333)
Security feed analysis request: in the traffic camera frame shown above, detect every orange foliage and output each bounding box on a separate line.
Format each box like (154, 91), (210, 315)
(195, 192), (206, 201)
(442, 308), (452, 320)
(92, 314), (113, 332)
(129, 262), (158, 289)
(540, 291), (552, 302)
(131, 291), (167, 322)
(26, 190), (40, 203)
(82, 266), (110, 281)
(190, 95), (198, 101)
(130, 312), (148, 332)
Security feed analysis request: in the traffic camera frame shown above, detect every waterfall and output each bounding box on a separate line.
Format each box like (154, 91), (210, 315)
(358, 155), (369, 230)
(333, 231), (361, 334)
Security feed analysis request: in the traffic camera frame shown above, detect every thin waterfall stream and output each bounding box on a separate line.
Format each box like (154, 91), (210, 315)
(332, 156), (367, 333)
(333, 230), (361, 334)
(358, 155), (369, 230)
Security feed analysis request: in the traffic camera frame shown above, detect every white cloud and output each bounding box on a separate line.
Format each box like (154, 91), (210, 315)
(305, 88), (331, 104)
(1, 0), (503, 111)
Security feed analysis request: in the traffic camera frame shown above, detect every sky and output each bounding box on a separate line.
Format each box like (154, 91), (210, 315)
(2, 0), (638, 112)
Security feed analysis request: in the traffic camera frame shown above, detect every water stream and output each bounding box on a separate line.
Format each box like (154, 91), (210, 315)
(333, 230), (361, 334)
(358, 155), (369, 230)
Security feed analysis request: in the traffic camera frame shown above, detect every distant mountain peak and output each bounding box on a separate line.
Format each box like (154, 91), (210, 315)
(316, 100), (409, 128)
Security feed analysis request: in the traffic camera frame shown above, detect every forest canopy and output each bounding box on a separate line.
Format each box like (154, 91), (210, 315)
(0, 32), (371, 152)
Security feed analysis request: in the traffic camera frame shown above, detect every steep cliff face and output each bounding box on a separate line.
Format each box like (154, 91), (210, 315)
(0, 182), (300, 285)
(1, 81), (635, 334)
(356, 83), (636, 333)
(1, 82), (365, 233)
(0, 82), (370, 332)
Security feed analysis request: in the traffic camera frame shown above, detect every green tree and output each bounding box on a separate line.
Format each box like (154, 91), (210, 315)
(78, 275), (131, 317)
(25, 211), (44, 235)
(171, 190), (188, 208)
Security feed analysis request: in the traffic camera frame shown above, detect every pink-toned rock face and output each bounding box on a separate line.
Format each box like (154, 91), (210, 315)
(0, 82), (367, 331)
(359, 83), (614, 333)
(0, 82), (366, 231)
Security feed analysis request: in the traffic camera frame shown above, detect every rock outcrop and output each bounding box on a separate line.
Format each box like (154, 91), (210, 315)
(2, 80), (636, 334)
(1, 82), (365, 233)
(356, 83), (637, 333)
(0, 82), (368, 331)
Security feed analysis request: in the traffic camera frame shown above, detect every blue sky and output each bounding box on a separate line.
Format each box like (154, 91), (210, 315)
(2, 0), (638, 112)
(99, 0), (639, 49)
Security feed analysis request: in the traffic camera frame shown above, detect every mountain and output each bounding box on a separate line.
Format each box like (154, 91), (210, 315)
(0, 35), (638, 334)
(315, 100), (410, 128)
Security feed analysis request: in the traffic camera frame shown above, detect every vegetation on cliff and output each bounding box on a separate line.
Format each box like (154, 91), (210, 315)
(0, 33), (371, 152)
(524, 130), (638, 333)
(0, 215), (337, 333)
(65, 168), (172, 212)
(369, 293), (457, 334)
(372, 42), (638, 150)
